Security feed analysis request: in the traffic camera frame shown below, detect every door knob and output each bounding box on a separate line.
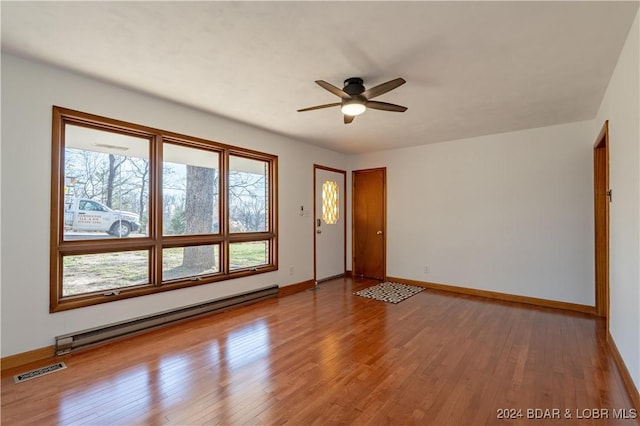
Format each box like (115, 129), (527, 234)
(376, 230), (383, 235)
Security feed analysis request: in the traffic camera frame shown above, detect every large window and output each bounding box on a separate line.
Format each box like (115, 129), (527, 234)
(51, 107), (277, 311)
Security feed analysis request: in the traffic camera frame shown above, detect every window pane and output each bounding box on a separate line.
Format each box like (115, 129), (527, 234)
(163, 143), (219, 235)
(229, 241), (269, 271)
(64, 125), (149, 240)
(62, 251), (149, 296)
(229, 156), (268, 233)
(162, 245), (220, 281)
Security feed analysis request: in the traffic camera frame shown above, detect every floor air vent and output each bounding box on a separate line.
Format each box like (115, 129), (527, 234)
(14, 362), (67, 384)
(55, 285), (278, 355)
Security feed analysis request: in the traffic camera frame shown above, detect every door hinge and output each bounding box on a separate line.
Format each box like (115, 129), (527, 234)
(607, 189), (612, 203)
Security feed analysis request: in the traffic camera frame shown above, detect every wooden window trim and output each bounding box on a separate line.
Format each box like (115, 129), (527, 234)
(50, 106), (278, 312)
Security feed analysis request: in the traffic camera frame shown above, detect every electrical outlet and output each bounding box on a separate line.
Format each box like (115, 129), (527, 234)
(289, 266), (294, 276)
(423, 265), (430, 274)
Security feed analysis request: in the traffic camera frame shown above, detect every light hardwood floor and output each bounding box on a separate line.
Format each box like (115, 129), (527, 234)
(1, 277), (637, 425)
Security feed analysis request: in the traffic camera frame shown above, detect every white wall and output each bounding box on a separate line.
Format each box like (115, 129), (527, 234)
(0, 53), (345, 357)
(349, 119), (596, 306)
(595, 11), (640, 390)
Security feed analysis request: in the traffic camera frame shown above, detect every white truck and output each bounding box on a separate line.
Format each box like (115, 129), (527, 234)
(64, 198), (141, 237)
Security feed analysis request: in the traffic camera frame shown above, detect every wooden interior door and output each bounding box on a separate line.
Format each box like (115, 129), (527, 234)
(352, 168), (386, 280)
(594, 121), (609, 321)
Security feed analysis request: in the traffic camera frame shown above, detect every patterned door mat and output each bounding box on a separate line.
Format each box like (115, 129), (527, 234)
(354, 282), (424, 304)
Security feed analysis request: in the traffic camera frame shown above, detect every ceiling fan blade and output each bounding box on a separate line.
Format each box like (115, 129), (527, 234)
(344, 115), (355, 124)
(297, 102), (341, 112)
(366, 101), (407, 112)
(362, 78), (406, 99)
(316, 80), (349, 98)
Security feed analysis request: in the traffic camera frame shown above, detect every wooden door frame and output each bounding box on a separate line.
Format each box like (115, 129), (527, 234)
(352, 167), (387, 280)
(593, 120), (609, 323)
(313, 164), (347, 283)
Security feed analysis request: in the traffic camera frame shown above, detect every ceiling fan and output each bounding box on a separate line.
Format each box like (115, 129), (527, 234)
(297, 77), (407, 124)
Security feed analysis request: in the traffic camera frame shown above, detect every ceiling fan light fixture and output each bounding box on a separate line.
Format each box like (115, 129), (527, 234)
(298, 77), (406, 123)
(341, 99), (366, 116)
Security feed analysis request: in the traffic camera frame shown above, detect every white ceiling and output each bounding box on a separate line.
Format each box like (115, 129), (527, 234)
(2, 1), (638, 154)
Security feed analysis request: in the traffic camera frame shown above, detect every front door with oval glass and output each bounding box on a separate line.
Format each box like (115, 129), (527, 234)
(314, 166), (346, 282)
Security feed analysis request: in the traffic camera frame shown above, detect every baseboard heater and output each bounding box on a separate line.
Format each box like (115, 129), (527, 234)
(55, 285), (278, 356)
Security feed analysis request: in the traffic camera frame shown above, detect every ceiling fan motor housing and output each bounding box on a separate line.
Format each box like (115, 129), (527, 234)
(343, 77), (365, 96)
